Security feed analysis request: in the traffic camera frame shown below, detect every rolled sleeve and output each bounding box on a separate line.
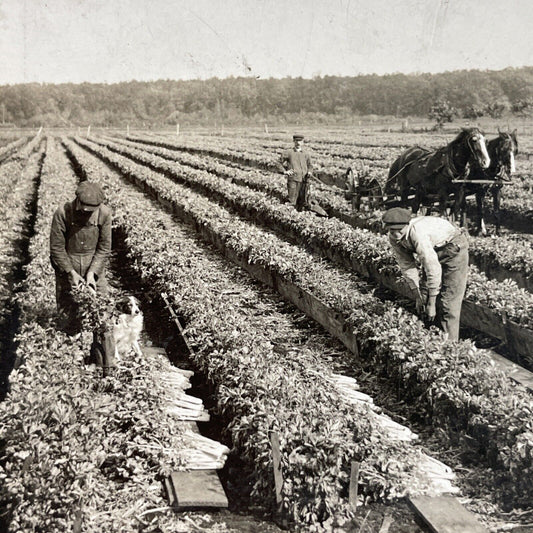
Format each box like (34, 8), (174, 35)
(50, 207), (74, 274)
(88, 207), (112, 277)
(411, 227), (442, 295)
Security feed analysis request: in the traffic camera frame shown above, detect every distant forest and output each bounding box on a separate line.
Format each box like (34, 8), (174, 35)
(1, 67), (532, 127)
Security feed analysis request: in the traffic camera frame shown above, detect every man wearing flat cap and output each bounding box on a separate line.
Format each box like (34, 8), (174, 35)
(278, 134), (314, 210)
(382, 208), (469, 341)
(50, 181), (112, 333)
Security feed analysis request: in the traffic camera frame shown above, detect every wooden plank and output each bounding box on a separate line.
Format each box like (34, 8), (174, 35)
(121, 166), (533, 382)
(378, 513), (393, 533)
(275, 276), (359, 356)
(164, 476), (176, 507)
(409, 496), (488, 533)
(490, 351), (533, 391)
(142, 345), (167, 357)
(348, 461), (360, 511)
(269, 431), (284, 512)
(169, 470), (228, 510)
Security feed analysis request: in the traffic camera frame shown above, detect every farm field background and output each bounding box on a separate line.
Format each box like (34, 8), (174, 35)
(0, 124), (532, 532)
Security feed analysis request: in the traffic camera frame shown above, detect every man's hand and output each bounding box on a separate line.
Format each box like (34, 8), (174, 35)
(425, 296), (437, 322)
(86, 271), (97, 293)
(68, 270), (85, 289)
(285, 169), (294, 177)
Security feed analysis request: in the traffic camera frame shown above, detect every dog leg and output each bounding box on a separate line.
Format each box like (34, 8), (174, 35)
(114, 345), (121, 362)
(133, 341), (143, 357)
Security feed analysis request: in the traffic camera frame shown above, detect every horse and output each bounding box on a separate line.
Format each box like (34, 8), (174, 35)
(455, 129), (518, 235)
(385, 128), (491, 218)
(343, 161), (383, 211)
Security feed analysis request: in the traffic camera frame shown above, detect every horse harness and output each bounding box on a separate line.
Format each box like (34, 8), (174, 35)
(387, 132), (481, 189)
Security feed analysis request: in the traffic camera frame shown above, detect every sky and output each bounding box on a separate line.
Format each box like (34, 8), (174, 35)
(0, 0), (532, 85)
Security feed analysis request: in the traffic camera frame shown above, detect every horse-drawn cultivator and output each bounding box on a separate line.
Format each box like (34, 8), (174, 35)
(344, 128), (518, 233)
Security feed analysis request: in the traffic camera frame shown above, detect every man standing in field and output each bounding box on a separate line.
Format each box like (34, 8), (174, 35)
(278, 133), (314, 210)
(382, 207), (469, 341)
(50, 181), (112, 334)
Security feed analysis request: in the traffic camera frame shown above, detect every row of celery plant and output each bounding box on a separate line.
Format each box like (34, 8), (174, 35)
(0, 137), (46, 355)
(0, 138), (204, 533)
(81, 136), (533, 336)
(110, 135), (533, 286)
(65, 137), (533, 511)
(62, 137), (454, 531)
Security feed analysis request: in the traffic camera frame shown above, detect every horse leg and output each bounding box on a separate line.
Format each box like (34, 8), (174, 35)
(461, 200), (470, 233)
(412, 188), (421, 214)
(459, 188), (470, 233)
(438, 188), (449, 220)
(452, 187), (464, 228)
(475, 190), (485, 236)
(493, 186), (502, 234)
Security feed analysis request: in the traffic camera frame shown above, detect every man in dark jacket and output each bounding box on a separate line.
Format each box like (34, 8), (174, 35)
(50, 181), (112, 333)
(278, 134), (314, 209)
(382, 207), (469, 341)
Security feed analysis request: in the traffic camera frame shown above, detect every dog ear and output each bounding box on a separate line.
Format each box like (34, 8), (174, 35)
(116, 297), (131, 315)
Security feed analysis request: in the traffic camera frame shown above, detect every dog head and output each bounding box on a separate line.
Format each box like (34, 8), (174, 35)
(116, 295), (142, 316)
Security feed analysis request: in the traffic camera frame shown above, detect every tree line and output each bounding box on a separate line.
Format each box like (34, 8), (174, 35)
(1, 67), (532, 127)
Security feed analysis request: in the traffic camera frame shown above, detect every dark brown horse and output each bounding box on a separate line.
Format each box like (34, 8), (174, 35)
(455, 130), (518, 234)
(385, 128), (491, 217)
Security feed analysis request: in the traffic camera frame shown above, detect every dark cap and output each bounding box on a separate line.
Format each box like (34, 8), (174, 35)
(382, 207), (412, 229)
(293, 134), (304, 141)
(75, 181), (105, 211)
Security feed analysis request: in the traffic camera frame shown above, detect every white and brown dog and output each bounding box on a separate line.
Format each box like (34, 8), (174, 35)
(113, 295), (144, 359)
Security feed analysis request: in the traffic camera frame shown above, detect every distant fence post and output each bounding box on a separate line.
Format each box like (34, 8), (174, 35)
(127, 124), (130, 136)
(264, 123), (269, 134)
(176, 123), (180, 136)
(87, 125), (91, 138)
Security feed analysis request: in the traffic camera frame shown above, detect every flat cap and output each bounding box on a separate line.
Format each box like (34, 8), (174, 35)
(293, 133), (304, 141)
(382, 207), (412, 228)
(76, 181), (105, 211)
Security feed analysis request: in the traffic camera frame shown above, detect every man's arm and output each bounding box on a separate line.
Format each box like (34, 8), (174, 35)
(276, 151), (291, 173)
(390, 238), (420, 290)
(410, 226), (442, 297)
(88, 207), (112, 278)
(50, 207), (74, 274)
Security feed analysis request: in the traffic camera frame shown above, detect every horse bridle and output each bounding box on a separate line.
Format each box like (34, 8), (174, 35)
(494, 134), (515, 180)
(446, 130), (486, 179)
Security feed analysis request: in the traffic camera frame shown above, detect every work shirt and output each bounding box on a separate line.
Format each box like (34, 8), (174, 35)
(50, 200), (112, 277)
(279, 149), (312, 182)
(389, 216), (462, 296)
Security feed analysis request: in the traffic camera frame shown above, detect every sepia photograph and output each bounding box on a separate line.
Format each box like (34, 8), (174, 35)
(0, 1), (532, 531)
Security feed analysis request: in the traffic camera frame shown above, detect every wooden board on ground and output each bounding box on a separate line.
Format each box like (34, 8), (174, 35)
(167, 470), (228, 510)
(142, 345), (167, 357)
(408, 496), (488, 533)
(490, 351), (533, 391)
